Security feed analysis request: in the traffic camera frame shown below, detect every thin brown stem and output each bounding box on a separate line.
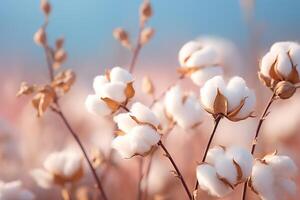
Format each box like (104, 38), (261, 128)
(142, 152), (154, 200)
(158, 140), (192, 200)
(136, 157), (144, 200)
(241, 93), (276, 200)
(129, 24), (144, 73)
(193, 115), (222, 196)
(52, 105), (108, 200)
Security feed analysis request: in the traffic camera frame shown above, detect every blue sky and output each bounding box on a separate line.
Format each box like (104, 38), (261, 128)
(1, 0), (300, 73)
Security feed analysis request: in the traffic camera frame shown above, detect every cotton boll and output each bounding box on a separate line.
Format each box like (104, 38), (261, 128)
(113, 113), (137, 133)
(85, 95), (111, 116)
(225, 146), (253, 180)
(30, 169), (53, 189)
(263, 155), (297, 178)
(196, 164), (232, 198)
(178, 41), (202, 66)
(276, 52), (292, 78)
(130, 102), (160, 127)
(270, 41), (292, 53)
(226, 76), (247, 112)
(93, 75), (108, 95)
(190, 66), (223, 86)
(62, 152), (83, 178)
(101, 82), (127, 102)
(151, 102), (170, 132)
(185, 46), (218, 67)
(110, 66), (133, 83)
(112, 135), (133, 158)
(289, 45), (300, 73)
(0, 181), (35, 200)
(164, 85), (182, 115)
(279, 179), (297, 197)
(206, 146), (225, 165)
(214, 156), (237, 185)
(251, 162), (276, 200)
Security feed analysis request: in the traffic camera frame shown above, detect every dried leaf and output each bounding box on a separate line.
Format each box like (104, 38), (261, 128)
(51, 69), (76, 93)
(213, 89), (228, 115)
(16, 82), (36, 97)
(101, 97), (120, 112)
(125, 82), (135, 99)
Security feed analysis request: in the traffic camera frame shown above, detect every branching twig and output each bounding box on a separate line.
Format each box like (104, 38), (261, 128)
(241, 93), (276, 200)
(158, 140), (192, 200)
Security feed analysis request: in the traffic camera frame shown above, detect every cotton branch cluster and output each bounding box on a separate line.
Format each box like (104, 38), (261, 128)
(85, 66), (135, 116)
(200, 76), (256, 121)
(196, 146), (253, 198)
(259, 41), (300, 99)
(31, 149), (84, 189)
(250, 153), (297, 200)
(112, 103), (161, 158)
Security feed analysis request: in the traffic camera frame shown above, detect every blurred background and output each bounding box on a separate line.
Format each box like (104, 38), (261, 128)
(0, 0), (300, 199)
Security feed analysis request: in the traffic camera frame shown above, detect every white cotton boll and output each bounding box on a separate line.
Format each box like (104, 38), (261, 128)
(196, 164), (232, 198)
(279, 179), (297, 197)
(164, 85), (182, 115)
(130, 103), (160, 127)
(185, 46), (218, 67)
(62, 152), (82, 178)
(110, 66), (133, 83)
(264, 155), (298, 178)
(233, 88), (256, 119)
(270, 41), (292, 53)
(251, 162), (276, 200)
(0, 181), (35, 200)
(214, 156), (237, 185)
(112, 135), (133, 158)
(200, 76), (226, 112)
(129, 125), (160, 155)
(225, 146), (253, 179)
(190, 66), (223, 86)
(43, 153), (65, 176)
(113, 113), (137, 133)
(178, 40), (202, 66)
(206, 146), (225, 165)
(226, 76), (247, 112)
(260, 52), (277, 77)
(101, 82), (127, 102)
(85, 94), (111, 116)
(93, 75), (108, 95)
(289, 45), (300, 73)
(152, 102), (170, 131)
(30, 169), (53, 189)
(276, 52), (292, 78)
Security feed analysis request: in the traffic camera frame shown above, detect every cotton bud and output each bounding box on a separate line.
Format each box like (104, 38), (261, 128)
(178, 40), (224, 86)
(250, 153), (297, 200)
(140, 27), (155, 45)
(200, 76), (256, 121)
(142, 76), (154, 95)
(85, 66), (134, 116)
(196, 146), (253, 198)
(0, 180), (35, 200)
(164, 85), (204, 129)
(41, 0), (51, 16)
(53, 49), (67, 69)
(274, 81), (296, 99)
(140, 0), (152, 24)
(112, 102), (161, 158)
(16, 82), (36, 97)
(113, 28), (131, 48)
(33, 28), (47, 46)
(31, 150), (84, 188)
(55, 37), (64, 50)
(259, 41), (300, 98)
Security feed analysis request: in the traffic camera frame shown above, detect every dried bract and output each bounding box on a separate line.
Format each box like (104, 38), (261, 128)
(274, 81), (296, 99)
(33, 28), (47, 46)
(32, 85), (56, 117)
(52, 69), (76, 93)
(16, 82), (36, 97)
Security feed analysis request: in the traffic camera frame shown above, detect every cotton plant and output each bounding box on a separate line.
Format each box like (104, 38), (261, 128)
(85, 66), (135, 116)
(0, 180), (35, 200)
(111, 102), (161, 158)
(250, 153), (297, 200)
(259, 41), (300, 99)
(196, 146), (253, 198)
(151, 85), (204, 131)
(31, 149), (84, 189)
(178, 40), (224, 86)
